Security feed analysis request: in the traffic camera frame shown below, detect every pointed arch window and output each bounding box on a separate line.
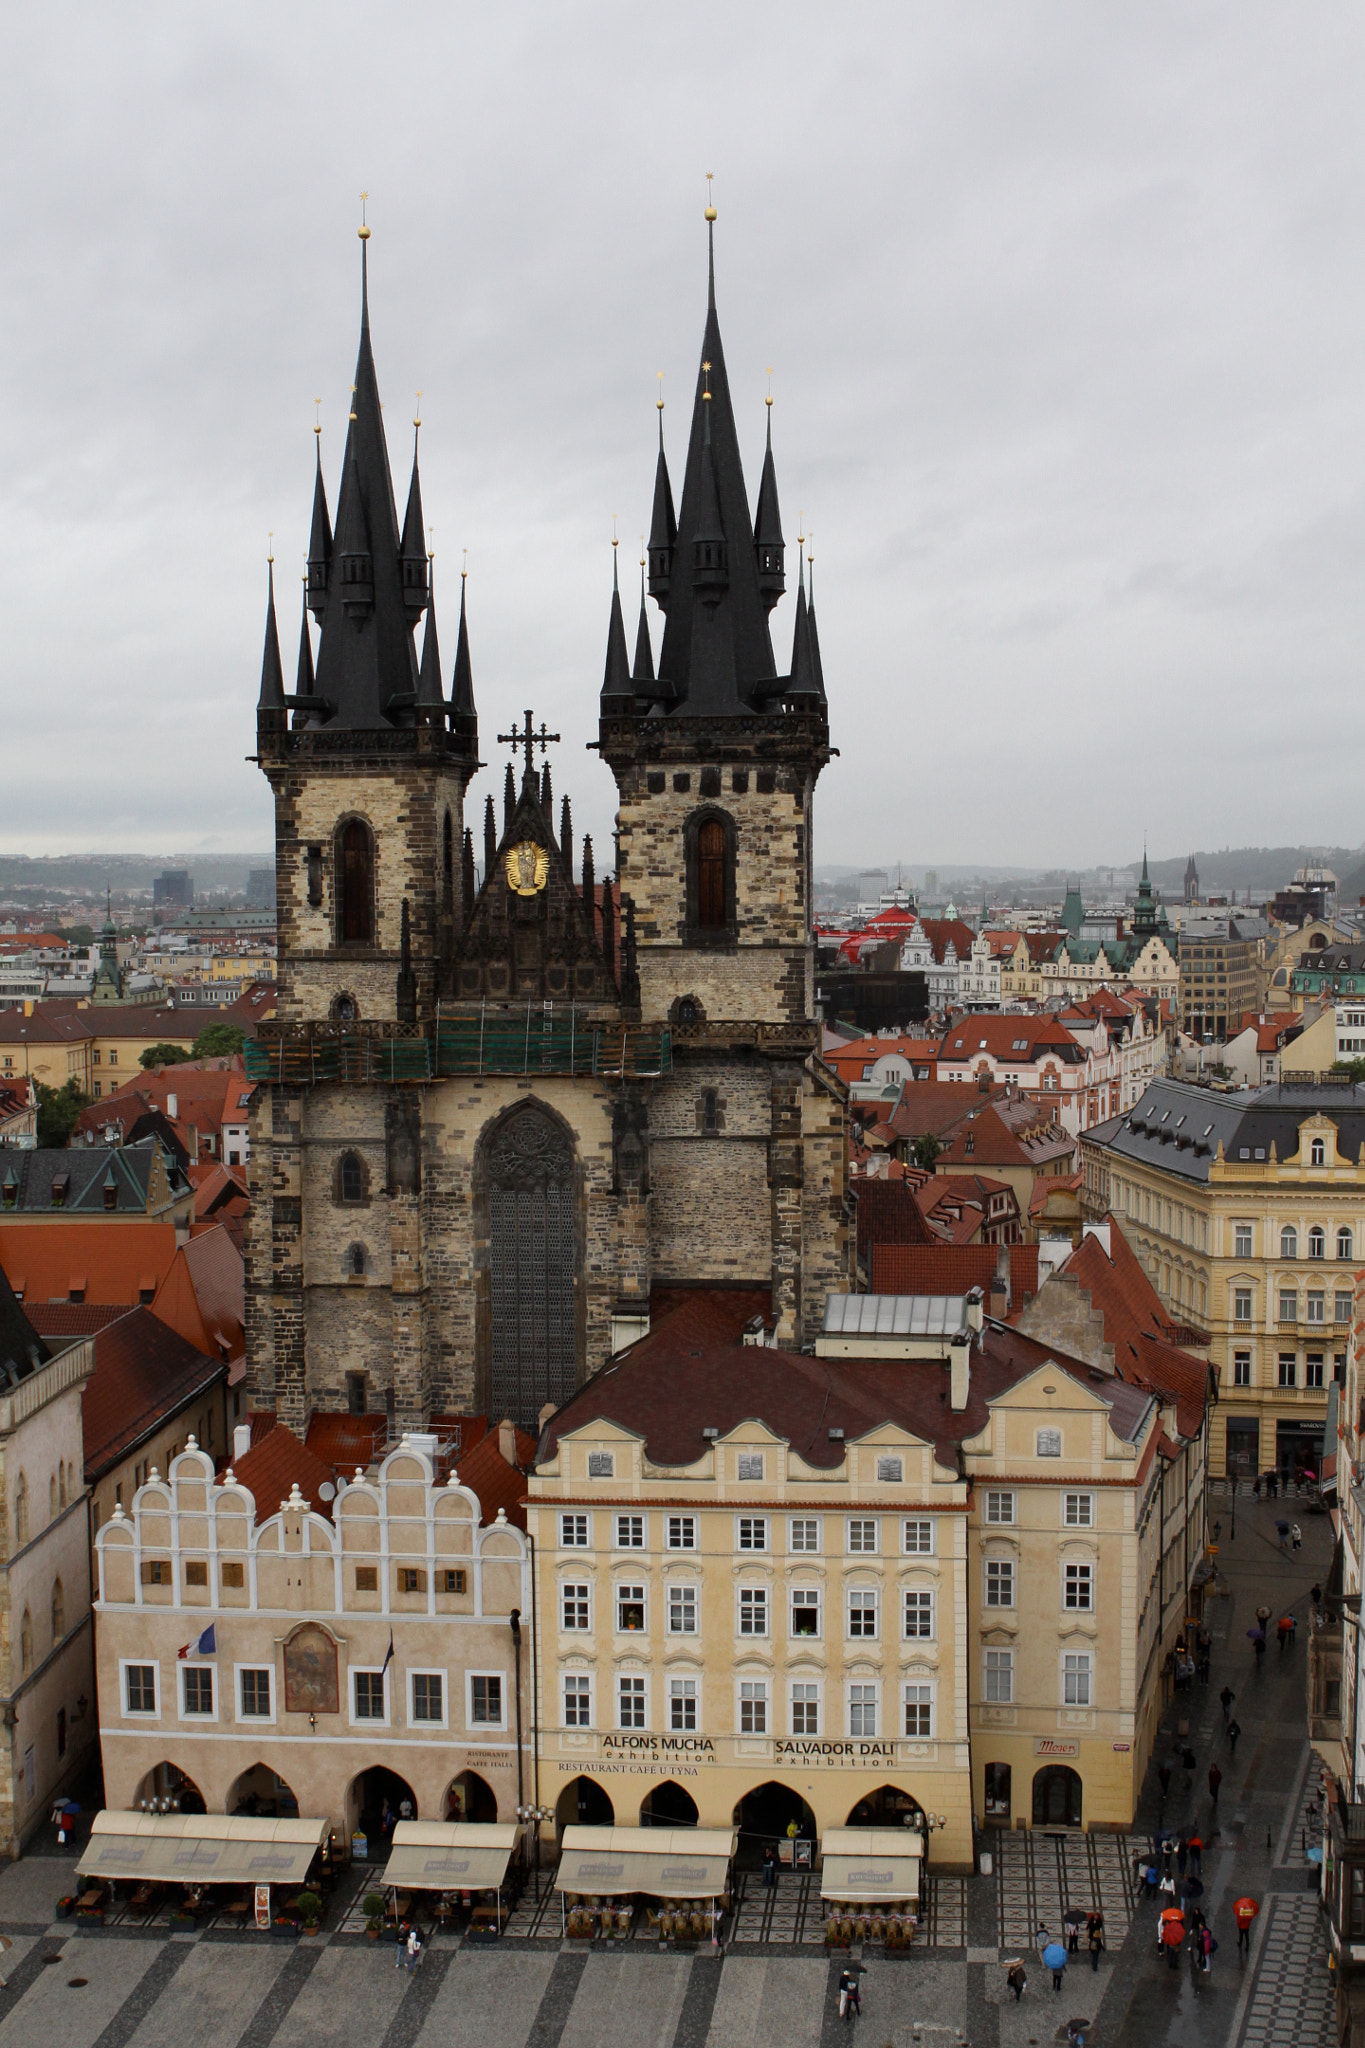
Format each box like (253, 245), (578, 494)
(14, 1472), (27, 1548)
(337, 818), (375, 946)
(51, 1577), (64, 1643)
(684, 809), (736, 942)
(478, 1104), (579, 1426)
(20, 1608), (32, 1676)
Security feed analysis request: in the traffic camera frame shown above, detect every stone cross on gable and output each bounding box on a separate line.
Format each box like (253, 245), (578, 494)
(497, 708), (561, 780)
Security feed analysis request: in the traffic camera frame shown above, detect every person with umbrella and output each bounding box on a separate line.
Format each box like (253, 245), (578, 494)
(1247, 1625), (1266, 1666)
(1005, 1959), (1027, 2001)
(1064, 1905), (1084, 1953)
(1043, 1939), (1068, 1992)
(1086, 1910), (1105, 1971)
(1234, 1895), (1259, 1955)
(1276, 1517), (1290, 1553)
(1160, 1906), (1186, 1971)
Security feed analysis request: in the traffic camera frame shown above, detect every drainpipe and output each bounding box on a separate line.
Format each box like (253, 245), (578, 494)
(528, 1532), (542, 1874)
(509, 1610), (525, 1814)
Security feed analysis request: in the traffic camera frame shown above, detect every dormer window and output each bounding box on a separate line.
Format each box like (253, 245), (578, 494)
(1310, 1137), (1326, 1167)
(50, 1174), (68, 1209)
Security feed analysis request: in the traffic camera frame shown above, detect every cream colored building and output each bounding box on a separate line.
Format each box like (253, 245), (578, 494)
(93, 1437), (529, 1839)
(1084, 1077), (1365, 1479)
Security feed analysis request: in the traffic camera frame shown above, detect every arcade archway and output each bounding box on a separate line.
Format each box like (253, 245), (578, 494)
(445, 1769), (498, 1823)
(555, 1774), (613, 1835)
(732, 1781), (817, 1867)
(1032, 1765), (1082, 1828)
(348, 1766), (418, 1853)
(134, 1763), (205, 1815)
(844, 1785), (925, 1830)
(640, 1781), (699, 1828)
(228, 1762), (299, 1818)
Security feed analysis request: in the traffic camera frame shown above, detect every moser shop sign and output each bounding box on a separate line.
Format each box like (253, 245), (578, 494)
(1032, 1738), (1080, 1759)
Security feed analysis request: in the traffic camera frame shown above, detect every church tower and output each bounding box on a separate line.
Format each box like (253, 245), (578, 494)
(255, 218), (480, 1031)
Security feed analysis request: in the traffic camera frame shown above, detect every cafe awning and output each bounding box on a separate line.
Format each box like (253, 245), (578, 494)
(555, 1825), (737, 1899)
(819, 1826), (923, 1903)
(380, 1821), (524, 1893)
(76, 1810), (329, 1885)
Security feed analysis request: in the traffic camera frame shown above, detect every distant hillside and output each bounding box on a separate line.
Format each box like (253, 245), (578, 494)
(1145, 846), (1360, 897)
(0, 854), (271, 901)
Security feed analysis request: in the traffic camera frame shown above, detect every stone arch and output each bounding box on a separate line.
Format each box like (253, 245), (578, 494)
(555, 1774), (613, 1836)
(335, 814), (376, 947)
(474, 1098), (583, 1425)
(844, 1784), (925, 1829)
(228, 1761), (299, 1817)
(135, 1762), (207, 1815)
(445, 1768), (498, 1823)
(640, 1781), (699, 1828)
(1032, 1763), (1082, 1828)
(732, 1780), (816, 1867)
(683, 807), (737, 942)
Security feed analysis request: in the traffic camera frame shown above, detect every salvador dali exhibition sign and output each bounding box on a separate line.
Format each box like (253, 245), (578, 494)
(558, 1734), (899, 1776)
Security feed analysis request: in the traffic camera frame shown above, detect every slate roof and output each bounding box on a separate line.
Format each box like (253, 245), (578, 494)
(1092, 1078), (1365, 1184)
(0, 1140), (166, 1213)
(536, 1313), (1152, 1472)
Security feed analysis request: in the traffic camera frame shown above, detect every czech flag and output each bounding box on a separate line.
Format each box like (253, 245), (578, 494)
(177, 1624), (216, 1661)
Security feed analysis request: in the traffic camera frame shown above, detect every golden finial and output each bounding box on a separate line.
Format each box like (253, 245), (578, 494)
(461, 547), (468, 583)
(657, 370), (665, 413)
(414, 389), (422, 428)
(640, 534), (646, 570)
(268, 530), (274, 565)
(797, 509), (804, 547)
(702, 358), (712, 402)
(427, 522), (435, 565)
(349, 380), (357, 423)
(705, 171), (716, 223)
(611, 514), (619, 550)
(313, 397), (322, 438)
(358, 191), (371, 241)
(766, 367), (773, 409)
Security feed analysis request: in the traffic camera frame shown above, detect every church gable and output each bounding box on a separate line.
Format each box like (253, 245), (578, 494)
(453, 775), (619, 1008)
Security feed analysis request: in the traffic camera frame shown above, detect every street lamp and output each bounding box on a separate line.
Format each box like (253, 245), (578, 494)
(515, 1802), (555, 1902)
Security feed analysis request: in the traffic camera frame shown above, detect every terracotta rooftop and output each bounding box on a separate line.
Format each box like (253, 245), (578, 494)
(151, 1223), (244, 1365)
(44, 1307), (227, 1480)
(0, 1219), (179, 1307)
(228, 1422), (335, 1517)
(871, 1241), (1040, 1304)
(455, 1424), (539, 1530)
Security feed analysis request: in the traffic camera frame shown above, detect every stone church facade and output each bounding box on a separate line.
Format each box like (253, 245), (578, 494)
(244, 213), (851, 1434)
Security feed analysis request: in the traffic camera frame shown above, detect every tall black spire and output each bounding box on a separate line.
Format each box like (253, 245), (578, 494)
(647, 399), (677, 607)
(484, 794), (497, 880)
(291, 576), (316, 729)
(600, 543), (634, 714)
(632, 560), (655, 686)
(753, 393), (785, 611)
(257, 559), (285, 721)
(417, 557), (444, 715)
(801, 554), (826, 705)
(306, 429), (332, 622)
(652, 204), (781, 716)
(309, 219), (420, 728)
(448, 570), (478, 757)
(399, 419), (430, 626)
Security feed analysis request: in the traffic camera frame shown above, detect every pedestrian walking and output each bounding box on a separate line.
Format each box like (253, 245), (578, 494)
(1035, 1922), (1051, 1956)
(1182, 1744), (1197, 1784)
(1268, 1469), (1279, 1499)
(1043, 1941), (1068, 1992)
(1188, 1832), (1203, 1878)
(1006, 1962), (1027, 2001)
(837, 1966), (858, 2021)
(1158, 1871), (1177, 1905)
(1291, 1521), (1302, 1552)
(1197, 1925), (1216, 1974)
(1208, 1762), (1223, 1807)
(1158, 1760), (1172, 1798)
(1277, 1613), (1293, 1653)
(1252, 1631), (1266, 1666)
(1311, 1582), (1323, 1614)
(1227, 1717), (1242, 1755)
(1256, 1604), (1271, 1629)
(1160, 1909), (1186, 1971)
(1234, 1895), (1259, 1955)
(1175, 1837), (1188, 1878)
(1253, 1474), (1262, 1500)
(394, 1920), (410, 1969)
(1087, 1911), (1105, 1972)
(1219, 1685), (1235, 1725)
(1275, 1518), (1290, 1553)
(1288, 1611), (1298, 1644)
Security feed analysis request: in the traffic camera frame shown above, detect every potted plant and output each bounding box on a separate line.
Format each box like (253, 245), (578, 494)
(271, 1914), (300, 1939)
(363, 1893), (386, 1939)
(296, 1890), (322, 1934)
(55, 1895), (75, 1921)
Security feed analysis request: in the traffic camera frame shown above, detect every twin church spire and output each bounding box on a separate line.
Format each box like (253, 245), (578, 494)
(606, 208), (825, 721)
(257, 227), (478, 756)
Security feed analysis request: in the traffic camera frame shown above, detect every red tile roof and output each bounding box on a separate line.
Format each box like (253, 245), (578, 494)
(886, 1081), (1009, 1142)
(870, 1242), (1039, 1303)
(938, 1015), (1082, 1063)
(0, 1220), (179, 1307)
(24, 1302), (128, 1337)
(51, 1306), (226, 1479)
(1052, 1220), (1210, 1437)
(455, 1424), (538, 1530)
(303, 1413), (390, 1473)
(851, 1178), (936, 1264)
(228, 1422), (335, 1516)
(648, 1288), (773, 1344)
(150, 1224), (244, 1364)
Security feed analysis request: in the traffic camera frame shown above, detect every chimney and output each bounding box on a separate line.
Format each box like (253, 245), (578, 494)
(964, 1286), (984, 1333)
(989, 1243), (1011, 1320)
(233, 1421), (251, 1463)
(949, 1333), (971, 1412)
(537, 1403), (557, 1431)
(498, 1417), (517, 1466)
(167, 1092), (178, 1121)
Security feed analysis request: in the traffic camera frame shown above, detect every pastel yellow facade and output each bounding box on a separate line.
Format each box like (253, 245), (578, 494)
(526, 1416), (975, 1874)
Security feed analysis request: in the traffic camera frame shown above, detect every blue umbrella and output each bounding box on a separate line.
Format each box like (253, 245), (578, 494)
(1043, 1943), (1068, 1971)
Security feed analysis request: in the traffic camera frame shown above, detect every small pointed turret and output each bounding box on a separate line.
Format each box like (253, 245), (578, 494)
(398, 421), (430, 625)
(503, 762), (516, 836)
(306, 432), (333, 621)
(804, 557), (826, 704)
(334, 445), (374, 620)
(581, 835), (595, 922)
(290, 576), (316, 730)
(787, 554), (815, 700)
(449, 570), (478, 757)
(416, 558), (444, 716)
(600, 543), (634, 714)
(600, 875), (616, 985)
(462, 828), (476, 919)
(257, 559), (285, 724)
(484, 795), (497, 880)
(540, 762), (553, 820)
(560, 795), (573, 866)
(691, 370), (728, 601)
(632, 561), (655, 687)
(647, 403), (677, 607)
(753, 395), (785, 610)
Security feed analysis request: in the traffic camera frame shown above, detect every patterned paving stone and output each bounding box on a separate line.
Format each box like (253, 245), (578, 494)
(1238, 1893), (1333, 2048)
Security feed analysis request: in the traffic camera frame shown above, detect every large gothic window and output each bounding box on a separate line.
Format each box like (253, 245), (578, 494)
(482, 1107), (578, 1426)
(338, 818), (375, 946)
(685, 809), (735, 940)
(698, 820), (727, 928)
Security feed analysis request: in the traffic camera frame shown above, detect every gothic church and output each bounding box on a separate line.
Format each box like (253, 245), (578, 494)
(245, 210), (850, 1433)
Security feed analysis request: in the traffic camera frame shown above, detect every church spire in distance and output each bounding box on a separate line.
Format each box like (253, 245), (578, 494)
(600, 533), (634, 714)
(257, 554), (285, 724)
(448, 560), (478, 757)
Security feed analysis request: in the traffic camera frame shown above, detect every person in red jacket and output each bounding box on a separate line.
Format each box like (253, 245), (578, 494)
(1160, 1908), (1186, 1971)
(1234, 1896), (1259, 1955)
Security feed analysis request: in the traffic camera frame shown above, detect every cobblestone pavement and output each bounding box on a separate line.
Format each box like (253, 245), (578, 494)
(1237, 1893), (1333, 2048)
(995, 1825), (1136, 1951)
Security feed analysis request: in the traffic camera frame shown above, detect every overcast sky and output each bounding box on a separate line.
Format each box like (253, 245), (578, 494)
(4, 3), (1363, 873)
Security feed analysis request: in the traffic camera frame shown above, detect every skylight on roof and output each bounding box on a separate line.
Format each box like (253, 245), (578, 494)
(1013, 1038), (1028, 1050)
(1203, 1125), (1213, 1137)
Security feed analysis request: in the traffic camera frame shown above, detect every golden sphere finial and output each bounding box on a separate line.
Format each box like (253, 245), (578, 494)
(705, 171), (716, 223)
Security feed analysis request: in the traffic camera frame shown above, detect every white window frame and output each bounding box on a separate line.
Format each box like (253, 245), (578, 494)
(350, 1665), (390, 1728)
(1063, 1562), (1094, 1612)
(400, 1668), (442, 1729)
(614, 1513), (646, 1550)
(120, 1657), (159, 1719)
(560, 1581), (592, 1632)
(902, 1682), (935, 1739)
(1234, 1223), (1253, 1258)
(738, 1678), (769, 1734)
(790, 1681), (821, 1736)
(668, 1676), (699, 1733)
(847, 1587), (879, 1640)
(736, 1515), (769, 1552)
(666, 1514), (698, 1551)
(984, 1647), (1013, 1704)
(616, 1673), (648, 1730)
(985, 1557), (1015, 1609)
(1062, 1650), (1093, 1708)
(466, 1670), (508, 1731)
(559, 1512), (590, 1548)
(984, 1490), (1015, 1525)
(235, 1664), (275, 1724)
(790, 1585), (822, 1639)
(562, 1671), (592, 1729)
(178, 1662), (217, 1722)
(903, 1588), (935, 1640)
(737, 1585), (769, 1638)
(846, 1517), (879, 1554)
(848, 1682), (879, 1739)
(615, 1583), (647, 1634)
(666, 1581), (699, 1635)
(788, 1517), (821, 1553)
(902, 1518), (935, 1555)
(1062, 1492), (1095, 1528)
